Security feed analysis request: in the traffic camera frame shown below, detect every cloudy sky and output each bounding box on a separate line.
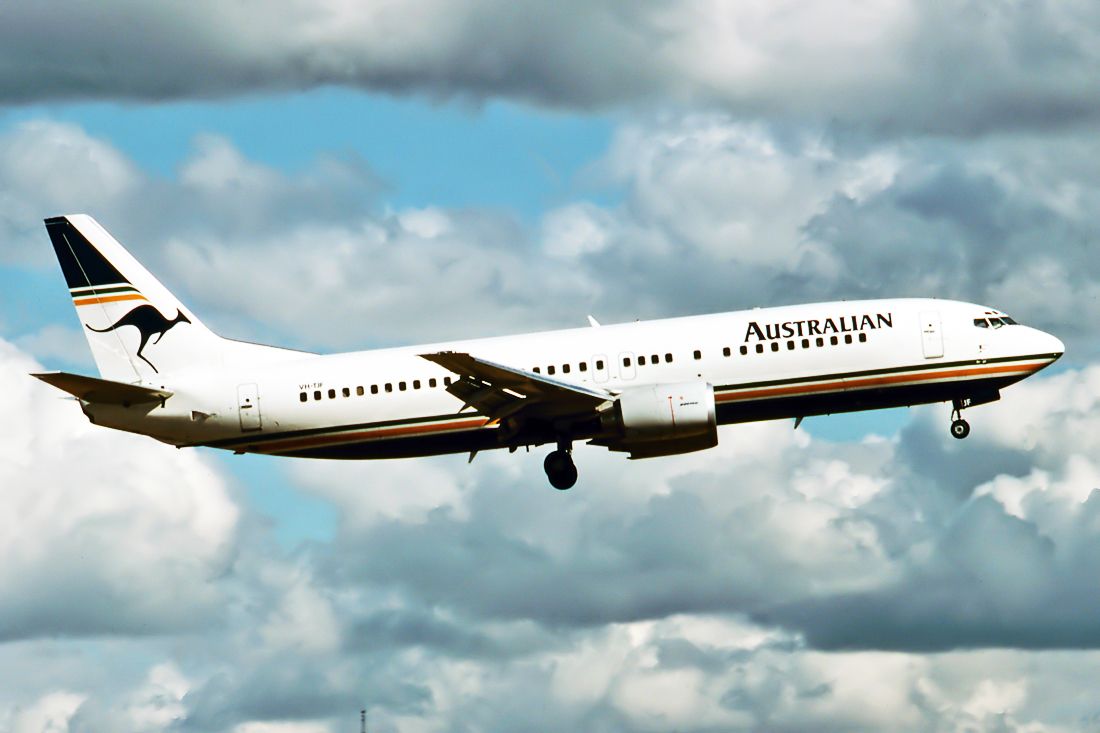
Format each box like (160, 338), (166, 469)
(2, 1), (1100, 731)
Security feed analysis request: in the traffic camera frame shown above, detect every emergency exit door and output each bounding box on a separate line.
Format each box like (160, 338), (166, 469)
(920, 311), (944, 359)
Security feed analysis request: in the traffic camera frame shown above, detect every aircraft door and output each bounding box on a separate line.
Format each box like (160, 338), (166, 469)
(593, 354), (609, 383)
(619, 351), (637, 380)
(238, 383), (262, 431)
(920, 311), (944, 359)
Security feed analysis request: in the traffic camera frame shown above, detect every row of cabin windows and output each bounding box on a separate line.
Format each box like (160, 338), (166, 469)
(534, 351), (702, 374)
(726, 332), (867, 357)
(300, 376), (454, 402)
(300, 335), (868, 403)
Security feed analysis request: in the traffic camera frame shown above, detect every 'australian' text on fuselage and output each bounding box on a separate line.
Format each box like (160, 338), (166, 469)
(744, 312), (894, 343)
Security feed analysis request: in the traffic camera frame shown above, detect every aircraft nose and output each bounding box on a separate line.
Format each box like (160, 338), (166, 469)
(1039, 329), (1065, 360)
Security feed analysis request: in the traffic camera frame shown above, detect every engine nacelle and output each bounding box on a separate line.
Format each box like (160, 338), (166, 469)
(599, 381), (718, 458)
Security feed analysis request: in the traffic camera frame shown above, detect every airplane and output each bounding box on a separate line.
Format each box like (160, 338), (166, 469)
(32, 215), (1065, 490)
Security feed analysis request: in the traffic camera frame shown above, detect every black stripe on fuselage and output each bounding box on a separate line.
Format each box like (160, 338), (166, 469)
(203, 355), (1053, 459)
(202, 411), (471, 449)
(253, 374), (1020, 460)
(273, 426), (501, 460)
(716, 373), (1014, 425)
(712, 352), (1056, 393)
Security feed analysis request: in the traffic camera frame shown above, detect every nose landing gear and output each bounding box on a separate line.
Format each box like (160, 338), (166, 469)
(544, 438), (578, 490)
(950, 399), (970, 440)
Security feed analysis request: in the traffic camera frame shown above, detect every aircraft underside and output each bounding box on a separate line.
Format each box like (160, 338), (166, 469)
(216, 372), (1022, 469)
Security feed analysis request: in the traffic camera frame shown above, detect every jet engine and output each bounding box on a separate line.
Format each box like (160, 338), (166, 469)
(598, 381), (718, 458)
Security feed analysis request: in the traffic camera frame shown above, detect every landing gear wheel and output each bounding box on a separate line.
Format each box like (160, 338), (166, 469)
(544, 450), (578, 490)
(950, 418), (970, 440)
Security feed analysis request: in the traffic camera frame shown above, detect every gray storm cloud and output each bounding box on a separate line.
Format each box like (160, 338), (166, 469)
(3, 1), (1100, 135)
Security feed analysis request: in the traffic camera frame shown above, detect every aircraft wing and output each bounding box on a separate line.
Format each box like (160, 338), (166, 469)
(32, 371), (172, 405)
(420, 351), (612, 421)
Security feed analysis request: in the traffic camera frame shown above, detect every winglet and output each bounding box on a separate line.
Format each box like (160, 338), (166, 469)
(587, 315), (601, 327)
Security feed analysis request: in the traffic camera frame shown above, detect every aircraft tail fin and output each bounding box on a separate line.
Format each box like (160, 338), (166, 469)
(44, 215), (223, 382)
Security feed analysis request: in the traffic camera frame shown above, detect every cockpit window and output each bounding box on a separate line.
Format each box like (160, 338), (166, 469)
(976, 314), (1018, 328)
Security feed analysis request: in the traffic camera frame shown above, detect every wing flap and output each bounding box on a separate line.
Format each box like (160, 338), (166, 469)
(32, 371), (172, 405)
(421, 351), (611, 420)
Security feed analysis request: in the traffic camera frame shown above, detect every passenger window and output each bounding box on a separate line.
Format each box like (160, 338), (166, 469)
(756, 344), (764, 354)
(444, 377), (452, 386)
(816, 337), (824, 347)
(651, 354), (659, 364)
(596, 359), (605, 370)
(693, 350), (702, 360)
(563, 364), (571, 374)
(385, 383), (393, 393)
(579, 362), (588, 372)
(399, 381), (407, 391)
(548, 365), (556, 375)
(313, 390), (321, 401)
(371, 385), (379, 395)
(740, 345), (748, 355)
(622, 357), (631, 367)
(858, 333), (867, 343)
(328, 389), (336, 399)
(665, 353), (673, 363)
(844, 334), (853, 344)
(771, 343), (779, 352)
(787, 340), (795, 350)
(638, 355), (646, 366)
(974, 318), (989, 328)
(722, 347), (731, 357)
(342, 387), (350, 398)
(830, 336), (838, 346)
(429, 378), (437, 388)
(356, 386), (364, 396)
(299, 392), (307, 402)
(413, 380), (421, 389)
(801, 339), (809, 349)
(533, 367), (541, 374)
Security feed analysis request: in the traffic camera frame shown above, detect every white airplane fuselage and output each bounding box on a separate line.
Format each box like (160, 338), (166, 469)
(36, 215), (1063, 488)
(84, 298), (1063, 460)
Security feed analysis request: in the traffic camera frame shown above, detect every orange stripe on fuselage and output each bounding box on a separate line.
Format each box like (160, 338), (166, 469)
(716, 361), (1044, 404)
(261, 417), (491, 453)
(73, 293), (146, 306)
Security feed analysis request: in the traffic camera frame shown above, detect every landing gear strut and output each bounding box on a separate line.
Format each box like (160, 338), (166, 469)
(544, 438), (577, 490)
(950, 399), (970, 440)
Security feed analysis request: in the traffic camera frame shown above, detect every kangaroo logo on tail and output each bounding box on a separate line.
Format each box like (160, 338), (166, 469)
(86, 305), (191, 373)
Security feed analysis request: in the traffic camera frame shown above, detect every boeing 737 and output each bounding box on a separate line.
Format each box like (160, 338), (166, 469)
(33, 215), (1064, 489)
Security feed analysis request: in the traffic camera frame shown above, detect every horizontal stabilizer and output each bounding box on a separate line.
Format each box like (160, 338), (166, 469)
(31, 371), (172, 405)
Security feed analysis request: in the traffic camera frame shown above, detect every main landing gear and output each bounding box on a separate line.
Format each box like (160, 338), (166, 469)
(950, 399), (971, 440)
(544, 438), (578, 490)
